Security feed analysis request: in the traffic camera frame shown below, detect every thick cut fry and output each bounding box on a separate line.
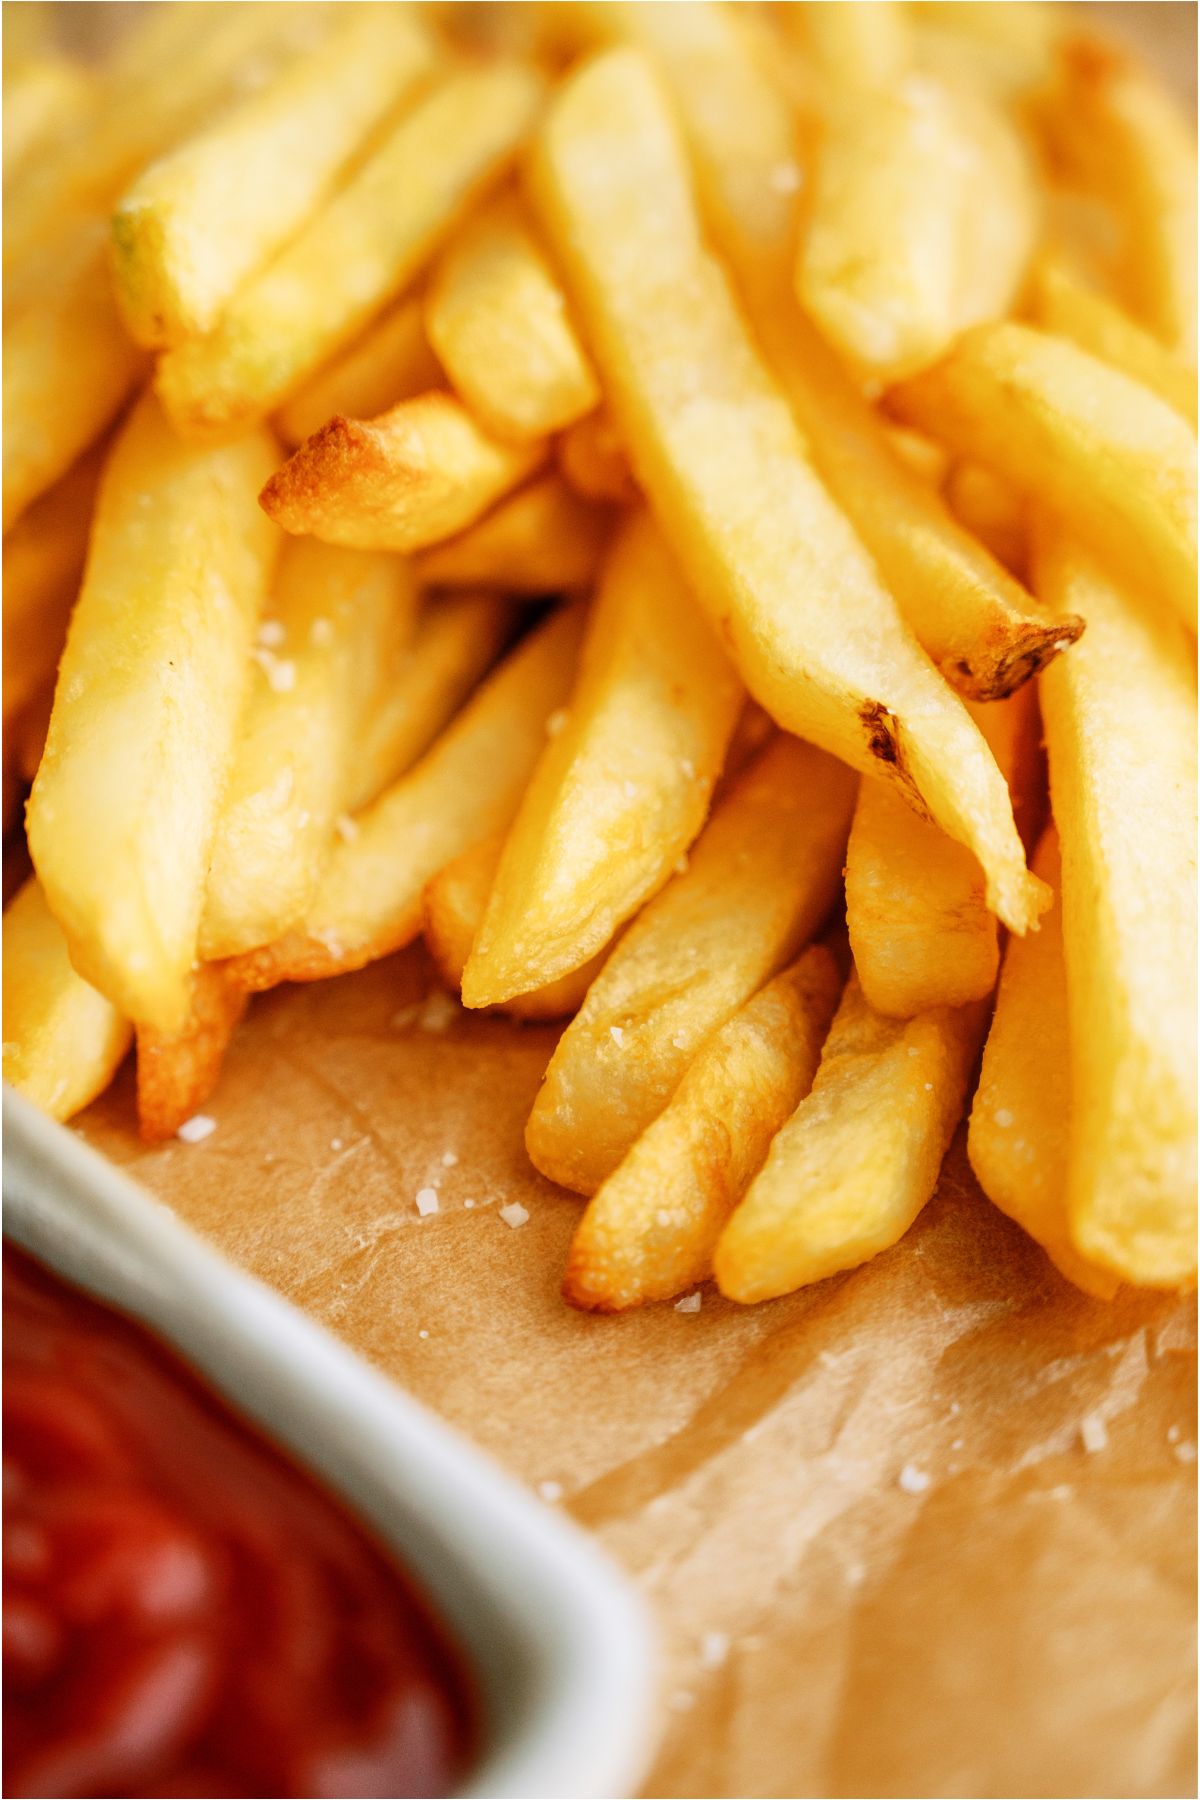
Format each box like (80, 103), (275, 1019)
(25, 396), (279, 1033)
(529, 47), (1045, 933)
(3, 52), (93, 183)
(1035, 525), (1197, 1289)
(788, 0), (910, 94)
(2, 876), (132, 1122)
(889, 321), (1199, 633)
(968, 828), (1120, 1299)
(796, 74), (1037, 383)
(112, 6), (437, 346)
(565, 945), (841, 1311)
(198, 543), (418, 960)
(714, 976), (987, 1303)
(345, 592), (515, 815)
(275, 299), (441, 448)
(135, 963), (249, 1145)
(526, 734), (857, 1194)
(557, 409), (638, 505)
(423, 832), (604, 1020)
(230, 604), (586, 992)
(260, 391), (546, 553)
(3, 444), (104, 726)
(944, 462), (1029, 578)
(2, 220), (146, 530)
(602, 0), (1078, 703)
(1029, 256), (1197, 426)
(426, 192), (599, 441)
(845, 683), (1040, 1018)
(909, 2), (1062, 101)
(157, 64), (545, 436)
(463, 513), (741, 1005)
(414, 475), (610, 594)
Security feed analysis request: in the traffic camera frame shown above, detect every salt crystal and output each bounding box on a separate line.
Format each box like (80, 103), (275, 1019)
(667, 1691), (695, 1713)
(310, 616), (334, 647)
(418, 1329), (430, 1340)
(699, 1631), (729, 1670)
(1080, 1414), (1109, 1453)
(251, 647), (296, 693)
(1167, 1423), (1181, 1443)
(464, 1199), (476, 1209)
(898, 1464), (930, 1494)
(420, 990), (459, 1032)
(680, 757), (695, 778)
(675, 1292), (702, 1315)
(537, 1480), (563, 1503)
(441, 1150), (459, 1167)
(951, 1437), (963, 1451)
(655, 1209), (673, 1228)
(1174, 1442), (1196, 1464)
(334, 813), (359, 843)
(545, 708), (568, 737)
(610, 1025), (625, 1048)
(256, 618), (286, 648)
(415, 1188), (440, 1217)
(330, 1137), (343, 1151)
(674, 854), (689, 875)
(994, 1108), (1014, 1128)
(176, 1114), (216, 1144)
(499, 1202), (530, 1230)
(671, 1032), (688, 1049)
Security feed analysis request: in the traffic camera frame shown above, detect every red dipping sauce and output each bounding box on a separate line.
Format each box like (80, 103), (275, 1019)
(3, 1245), (477, 1799)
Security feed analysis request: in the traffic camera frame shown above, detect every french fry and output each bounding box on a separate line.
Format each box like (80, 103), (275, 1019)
(968, 827), (1120, 1299)
(425, 191), (599, 441)
(529, 46), (1046, 933)
(908, 1), (1063, 101)
(260, 392), (547, 553)
(786, 0), (911, 94)
(345, 591), (515, 815)
(1035, 523), (1197, 1289)
(3, 51), (93, 184)
(714, 976), (987, 1303)
(25, 395), (279, 1032)
(1029, 255), (1197, 426)
(423, 831), (604, 1020)
(601, 0), (1080, 703)
(230, 603), (586, 992)
(845, 681), (1040, 1019)
(275, 298), (441, 448)
(557, 409), (638, 505)
(565, 944), (841, 1311)
(525, 734), (857, 1194)
(2, 875), (132, 1123)
(157, 64), (546, 436)
(2, 219), (146, 530)
(135, 963), (249, 1145)
(889, 320), (1199, 633)
(112, 5), (437, 346)
(796, 74), (1037, 383)
(463, 512), (742, 1005)
(3, 443), (104, 727)
(943, 462), (1029, 578)
(883, 425), (949, 488)
(198, 543), (419, 961)
(414, 474), (610, 594)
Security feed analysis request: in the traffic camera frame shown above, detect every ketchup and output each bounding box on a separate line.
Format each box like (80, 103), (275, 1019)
(3, 1246), (476, 1799)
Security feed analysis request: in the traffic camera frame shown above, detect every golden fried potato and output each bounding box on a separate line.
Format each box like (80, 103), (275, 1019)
(889, 320), (1198, 633)
(565, 944), (841, 1311)
(26, 395), (279, 1032)
(557, 408), (638, 505)
(943, 462), (1029, 578)
(260, 391), (546, 553)
(908, 1), (1063, 101)
(2, 876), (132, 1122)
(526, 734), (857, 1195)
(1029, 255), (1197, 426)
(157, 63), (545, 436)
(3, 442), (104, 727)
(275, 298), (441, 448)
(1036, 523), (1197, 1289)
(787, 0), (910, 94)
(3, 51), (93, 184)
(529, 47), (1045, 934)
(968, 827), (1120, 1299)
(135, 962), (249, 1145)
(714, 976), (987, 1303)
(414, 474), (610, 594)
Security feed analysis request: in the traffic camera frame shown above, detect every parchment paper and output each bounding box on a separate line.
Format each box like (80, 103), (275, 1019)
(77, 947), (1197, 1800)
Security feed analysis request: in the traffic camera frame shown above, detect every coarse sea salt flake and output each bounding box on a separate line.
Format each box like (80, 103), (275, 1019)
(1080, 1414), (1109, 1453)
(256, 618), (286, 648)
(441, 1150), (459, 1167)
(610, 1025), (625, 1047)
(537, 1480), (563, 1503)
(415, 1188), (440, 1217)
(499, 1202), (529, 1230)
(994, 1108), (1014, 1128)
(675, 1292), (701, 1314)
(898, 1464), (930, 1494)
(700, 1631), (729, 1670)
(177, 1114), (216, 1144)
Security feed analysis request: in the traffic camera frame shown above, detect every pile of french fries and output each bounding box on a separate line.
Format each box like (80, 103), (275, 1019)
(4, 0), (1196, 1309)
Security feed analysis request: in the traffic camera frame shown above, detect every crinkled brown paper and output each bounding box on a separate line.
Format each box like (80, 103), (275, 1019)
(78, 949), (1196, 1799)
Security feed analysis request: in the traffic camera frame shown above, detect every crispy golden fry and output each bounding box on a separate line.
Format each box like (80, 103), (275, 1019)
(275, 298), (441, 448)
(463, 512), (742, 1005)
(260, 391), (546, 553)
(529, 47), (1045, 933)
(909, 1), (1062, 101)
(2, 875), (132, 1122)
(3, 52), (93, 183)
(1036, 524), (1197, 1289)
(26, 396), (279, 1033)
(565, 944), (841, 1311)
(230, 603), (586, 992)
(796, 75), (1037, 384)
(943, 462), (1029, 578)
(426, 191), (599, 442)
(603, 0), (1079, 703)
(787, 0), (910, 93)
(557, 408), (638, 505)
(345, 591), (515, 814)
(3, 443), (104, 727)
(968, 828), (1120, 1299)
(1029, 255), (1197, 426)
(112, 6), (436, 347)
(415, 475), (610, 594)
(845, 682), (1040, 1019)
(883, 425), (949, 487)
(526, 734), (856, 1194)
(714, 976), (987, 1303)
(198, 543), (418, 961)
(157, 64), (545, 437)
(135, 963), (248, 1145)
(889, 320), (1198, 633)
(2, 219), (146, 530)
(423, 831), (604, 1020)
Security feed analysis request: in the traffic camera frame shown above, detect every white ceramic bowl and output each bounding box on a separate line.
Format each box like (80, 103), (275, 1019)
(3, 1086), (658, 1800)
